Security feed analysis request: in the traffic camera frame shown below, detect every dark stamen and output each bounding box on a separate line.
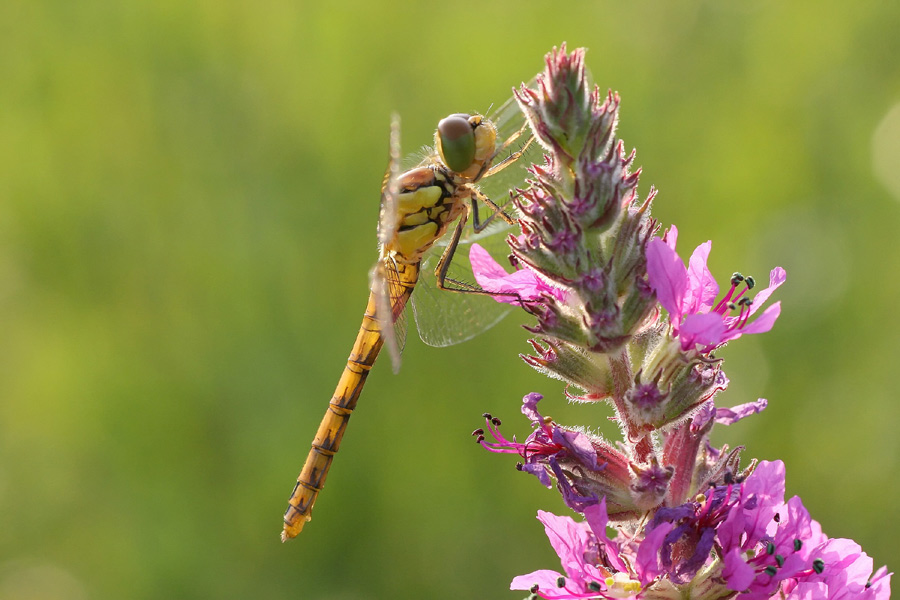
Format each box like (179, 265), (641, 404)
(774, 513), (781, 522)
(557, 576), (566, 587)
(491, 417), (502, 427)
(530, 584), (540, 593)
(731, 272), (744, 285)
(775, 554), (785, 567)
(482, 412), (493, 419)
(766, 542), (775, 555)
(813, 559), (825, 574)
(744, 276), (755, 289)
(765, 566), (778, 576)
(475, 435), (485, 443)
(472, 428), (484, 436)
(794, 539), (802, 552)
(588, 581), (601, 591)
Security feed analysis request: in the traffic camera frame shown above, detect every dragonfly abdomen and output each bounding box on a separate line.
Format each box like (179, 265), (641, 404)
(282, 262), (419, 541)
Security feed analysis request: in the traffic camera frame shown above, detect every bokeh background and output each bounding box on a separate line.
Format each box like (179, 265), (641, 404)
(1, 1), (899, 598)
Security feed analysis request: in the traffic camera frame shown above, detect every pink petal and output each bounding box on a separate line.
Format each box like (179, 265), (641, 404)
(646, 238), (687, 317)
(536, 510), (591, 570)
(663, 224), (679, 250)
(636, 521), (673, 584)
(583, 499), (627, 573)
(470, 243), (513, 282)
(470, 243), (565, 305)
(715, 399), (768, 425)
(680, 312), (727, 347)
(685, 241), (718, 314)
(722, 547), (757, 590)
(747, 267), (786, 317)
(739, 302), (781, 335)
(510, 570), (566, 591)
(866, 567), (893, 600)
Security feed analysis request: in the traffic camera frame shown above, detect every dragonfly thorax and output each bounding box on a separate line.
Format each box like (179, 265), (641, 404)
(435, 113), (498, 182)
(389, 166), (467, 261)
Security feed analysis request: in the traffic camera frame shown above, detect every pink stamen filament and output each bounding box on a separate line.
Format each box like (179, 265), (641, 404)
(478, 416), (564, 461)
(713, 282), (740, 313)
(723, 301), (752, 334)
(713, 280), (753, 314)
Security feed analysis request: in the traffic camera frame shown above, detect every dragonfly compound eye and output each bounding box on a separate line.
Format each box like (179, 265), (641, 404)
(437, 114), (476, 173)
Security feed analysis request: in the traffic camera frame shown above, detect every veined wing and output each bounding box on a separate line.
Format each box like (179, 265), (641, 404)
(413, 219), (518, 347)
(411, 87), (541, 348)
(373, 114), (407, 372)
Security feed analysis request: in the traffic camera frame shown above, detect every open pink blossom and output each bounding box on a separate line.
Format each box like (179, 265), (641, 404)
(510, 498), (665, 599)
(469, 243), (568, 305)
(645, 225), (786, 352)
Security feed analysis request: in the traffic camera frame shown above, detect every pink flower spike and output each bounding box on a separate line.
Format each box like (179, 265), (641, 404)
(470, 243), (567, 305)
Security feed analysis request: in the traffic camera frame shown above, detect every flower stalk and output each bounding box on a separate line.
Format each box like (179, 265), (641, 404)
(472, 45), (891, 599)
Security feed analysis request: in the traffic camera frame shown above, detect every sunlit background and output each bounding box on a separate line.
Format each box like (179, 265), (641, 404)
(1, 1), (898, 598)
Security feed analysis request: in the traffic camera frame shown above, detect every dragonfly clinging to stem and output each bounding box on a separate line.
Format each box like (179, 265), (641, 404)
(282, 95), (535, 541)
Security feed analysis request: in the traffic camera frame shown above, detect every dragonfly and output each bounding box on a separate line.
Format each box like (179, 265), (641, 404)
(282, 94), (536, 541)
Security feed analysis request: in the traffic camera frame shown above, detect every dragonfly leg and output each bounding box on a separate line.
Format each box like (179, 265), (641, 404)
(470, 189), (515, 234)
(495, 119), (530, 154)
(433, 206), (525, 305)
(484, 121), (536, 178)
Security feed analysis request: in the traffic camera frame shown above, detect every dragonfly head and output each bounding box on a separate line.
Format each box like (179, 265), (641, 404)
(436, 113), (497, 181)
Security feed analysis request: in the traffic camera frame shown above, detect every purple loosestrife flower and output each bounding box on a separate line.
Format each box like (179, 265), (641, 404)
(468, 45), (890, 600)
(645, 225), (786, 354)
(510, 499), (668, 600)
(713, 462), (891, 600)
(623, 226), (785, 430)
(515, 462), (891, 599)
(475, 394), (640, 518)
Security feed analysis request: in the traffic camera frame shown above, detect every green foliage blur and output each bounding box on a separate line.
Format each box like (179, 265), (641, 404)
(1, 1), (898, 598)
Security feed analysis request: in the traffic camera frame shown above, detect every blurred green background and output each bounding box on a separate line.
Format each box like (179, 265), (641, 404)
(1, 0), (898, 598)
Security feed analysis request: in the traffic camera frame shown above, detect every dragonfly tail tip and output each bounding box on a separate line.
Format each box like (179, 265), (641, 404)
(281, 514), (311, 542)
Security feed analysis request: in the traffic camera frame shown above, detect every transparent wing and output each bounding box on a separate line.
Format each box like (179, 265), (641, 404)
(410, 84), (541, 347)
(487, 79), (534, 146)
(370, 256), (409, 373)
(372, 114), (407, 372)
(377, 114), (402, 249)
(478, 77), (542, 201)
(412, 221), (516, 347)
